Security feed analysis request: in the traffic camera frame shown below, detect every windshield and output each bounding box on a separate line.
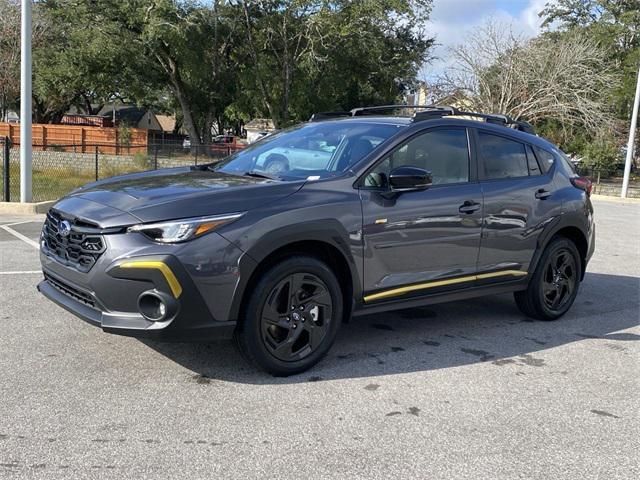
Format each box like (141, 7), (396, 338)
(213, 121), (404, 180)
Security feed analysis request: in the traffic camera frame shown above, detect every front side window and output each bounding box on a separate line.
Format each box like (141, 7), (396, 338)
(479, 132), (529, 179)
(214, 121), (403, 180)
(363, 128), (470, 189)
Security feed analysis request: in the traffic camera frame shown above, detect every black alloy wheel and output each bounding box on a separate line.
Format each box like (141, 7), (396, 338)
(261, 272), (332, 362)
(514, 236), (582, 321)
(541, 248), (577, 311)
(235, 256), (343, 376)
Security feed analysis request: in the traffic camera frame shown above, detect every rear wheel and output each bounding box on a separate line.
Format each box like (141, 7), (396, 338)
(235, 256), (343, 376)
(514, 236), (582, 321)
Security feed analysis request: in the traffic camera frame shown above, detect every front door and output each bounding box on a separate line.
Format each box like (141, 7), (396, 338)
(359, 127), (483, 303)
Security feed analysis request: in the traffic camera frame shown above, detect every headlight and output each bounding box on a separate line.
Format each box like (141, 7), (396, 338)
(127, 213), (244, 243)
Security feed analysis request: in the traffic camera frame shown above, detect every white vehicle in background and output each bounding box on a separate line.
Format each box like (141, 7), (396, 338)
(254, 137), (335, 173)
(567, 154), (583, 168)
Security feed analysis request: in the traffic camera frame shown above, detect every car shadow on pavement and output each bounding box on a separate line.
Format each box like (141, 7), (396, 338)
(140, 272), (640, 384)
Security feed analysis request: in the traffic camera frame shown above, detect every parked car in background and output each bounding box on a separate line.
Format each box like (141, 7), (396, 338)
(37, 105), (595, 376)
(211, 135), (246, 155)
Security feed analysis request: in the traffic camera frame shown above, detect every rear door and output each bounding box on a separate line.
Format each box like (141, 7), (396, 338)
(475, 129), (562, 278)
(359, 127), (483, 302)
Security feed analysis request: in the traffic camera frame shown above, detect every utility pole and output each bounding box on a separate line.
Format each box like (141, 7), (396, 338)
(20, 0), (33, 203)
(621, 66), (640, 199)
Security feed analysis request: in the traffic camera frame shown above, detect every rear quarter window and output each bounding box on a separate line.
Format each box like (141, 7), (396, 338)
(533, 146), (555, 173)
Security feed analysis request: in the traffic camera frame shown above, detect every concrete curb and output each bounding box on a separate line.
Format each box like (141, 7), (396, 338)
(591, 194), (640, 204)
(0, 201), (56, 215)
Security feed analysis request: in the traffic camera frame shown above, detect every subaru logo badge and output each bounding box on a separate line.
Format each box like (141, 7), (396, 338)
(59, 220), (72, 237)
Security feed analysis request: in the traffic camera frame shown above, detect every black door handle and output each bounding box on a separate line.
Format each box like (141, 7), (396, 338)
(459, 201), (481, 214)
(535, 189), (551, 200)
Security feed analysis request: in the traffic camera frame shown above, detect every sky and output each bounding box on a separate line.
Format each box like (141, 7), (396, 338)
(423, 0), (550, 81)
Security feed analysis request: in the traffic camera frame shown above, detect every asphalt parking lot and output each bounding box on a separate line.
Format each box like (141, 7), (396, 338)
(0, 198), (638, 480)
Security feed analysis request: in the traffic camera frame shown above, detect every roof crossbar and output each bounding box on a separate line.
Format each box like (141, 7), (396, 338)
(350, 104), (456, 116)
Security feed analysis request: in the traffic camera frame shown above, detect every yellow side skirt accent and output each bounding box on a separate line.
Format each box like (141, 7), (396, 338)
(363, 270), (527, 303)
(119, 260), (183, 298)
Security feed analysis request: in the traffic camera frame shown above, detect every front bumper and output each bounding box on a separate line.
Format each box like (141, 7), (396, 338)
(38, 257), (236, 341)
(37, 223), (251, 341)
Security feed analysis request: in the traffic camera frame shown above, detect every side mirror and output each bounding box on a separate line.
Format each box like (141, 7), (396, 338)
(389, 166), (432, 192)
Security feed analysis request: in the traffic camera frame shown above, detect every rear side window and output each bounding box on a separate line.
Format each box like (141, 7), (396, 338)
(533, 147), (555, 173)
(478, 132), (528, 179)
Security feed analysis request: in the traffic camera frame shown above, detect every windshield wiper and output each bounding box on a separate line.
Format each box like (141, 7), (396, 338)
(243, 170), (279, 180)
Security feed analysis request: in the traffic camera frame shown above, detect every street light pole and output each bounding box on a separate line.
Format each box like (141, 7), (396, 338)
(621, 66), (640, 199)
(20, 0), (33, 203)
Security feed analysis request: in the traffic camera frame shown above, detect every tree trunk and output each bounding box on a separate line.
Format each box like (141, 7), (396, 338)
(173, 86), (201, 146)
(156, 52), (202, 146)
(204, 110), (215, 145)
(282, 59), (291, 125)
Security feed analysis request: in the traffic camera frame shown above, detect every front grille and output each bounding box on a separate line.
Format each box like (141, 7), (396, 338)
(44, 273), (96, 308)
(42, 210), (106, 272)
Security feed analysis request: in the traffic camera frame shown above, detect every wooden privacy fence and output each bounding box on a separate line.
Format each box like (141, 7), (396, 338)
(0, 123), (148, 155)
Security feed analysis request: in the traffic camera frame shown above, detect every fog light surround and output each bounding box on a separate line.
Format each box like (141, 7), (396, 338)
(137, 291), (177, 322)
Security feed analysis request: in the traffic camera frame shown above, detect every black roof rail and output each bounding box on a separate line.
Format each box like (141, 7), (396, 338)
(309, 111), (351, 121)
(511, 120), (535, 134)
(309, 104), (536, 134)
(412, 106), (460, 121)
(458, 111), (535, 134)
(414, 108), (536, 135)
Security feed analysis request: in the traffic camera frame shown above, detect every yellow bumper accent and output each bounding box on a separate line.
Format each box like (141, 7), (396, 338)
(363, 269), (527, 303)
(119, 260), (183, 298)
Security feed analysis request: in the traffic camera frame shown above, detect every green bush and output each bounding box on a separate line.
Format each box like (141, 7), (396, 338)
(132, 152), (150, 169)
(582, 139), (620, 177)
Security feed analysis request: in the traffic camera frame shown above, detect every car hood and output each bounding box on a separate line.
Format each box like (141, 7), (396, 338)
(53, 167), (304, 227)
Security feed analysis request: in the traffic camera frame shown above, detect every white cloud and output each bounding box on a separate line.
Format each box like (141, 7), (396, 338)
(422, 0), (550, 81)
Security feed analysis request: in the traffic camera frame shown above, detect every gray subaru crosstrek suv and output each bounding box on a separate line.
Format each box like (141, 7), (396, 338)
(38, 106), (595, 375)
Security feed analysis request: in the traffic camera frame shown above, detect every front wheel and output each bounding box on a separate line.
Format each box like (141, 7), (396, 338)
(264, 155), (289, 174)
(514, 236), (582, 321)
(235, 256), (343, 376)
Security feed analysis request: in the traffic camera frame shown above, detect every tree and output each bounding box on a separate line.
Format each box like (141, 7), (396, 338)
(135, 0), (242, 144)
(237, 0), (434, 127)
(540, 0), (640, 119)
(0, 0), (19, 121)
(0, 0), (49, 122)
(17, 0), (435, 138)
(441, 20), (618, 134)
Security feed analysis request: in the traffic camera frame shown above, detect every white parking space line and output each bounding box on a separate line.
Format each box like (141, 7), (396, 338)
(0, 270), (41, 275)
(0, 220), (40, 227)
(0, 225), (40, 249)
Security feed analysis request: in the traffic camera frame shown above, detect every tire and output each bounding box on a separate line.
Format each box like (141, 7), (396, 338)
(514, 236), (582, 321)
(234, 256), (343, 376)
(264, 155), (289, 174)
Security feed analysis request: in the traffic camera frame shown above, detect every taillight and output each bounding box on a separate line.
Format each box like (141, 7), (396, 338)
(570, 177), (592, 196)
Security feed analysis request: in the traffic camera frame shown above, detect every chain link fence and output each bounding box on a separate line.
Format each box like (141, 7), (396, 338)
(1, 138), (243, 202)
(575, 163), (640, 197)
